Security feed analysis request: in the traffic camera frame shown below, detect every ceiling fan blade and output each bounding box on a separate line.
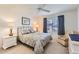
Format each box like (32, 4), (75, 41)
(38, 8), (50, 12)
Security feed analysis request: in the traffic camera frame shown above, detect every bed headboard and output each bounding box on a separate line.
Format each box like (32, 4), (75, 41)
(17, 25), (34, 36)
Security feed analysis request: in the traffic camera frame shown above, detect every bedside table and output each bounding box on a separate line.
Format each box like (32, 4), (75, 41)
(2, 35), (17, 49)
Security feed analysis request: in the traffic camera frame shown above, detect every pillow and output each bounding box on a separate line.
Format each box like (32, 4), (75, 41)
(22, 28), (30, 34)
(29, 27), (35, 33)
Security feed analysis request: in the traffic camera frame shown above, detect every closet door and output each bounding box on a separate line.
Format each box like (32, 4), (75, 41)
(58, 15), (65, 35)
(43, 18), (47, 33)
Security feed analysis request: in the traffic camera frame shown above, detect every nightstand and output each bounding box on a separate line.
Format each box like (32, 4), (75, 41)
(2, 35), (17, 49)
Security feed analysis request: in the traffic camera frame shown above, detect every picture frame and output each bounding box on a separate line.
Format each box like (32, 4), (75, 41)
(22, 17), (30, 25)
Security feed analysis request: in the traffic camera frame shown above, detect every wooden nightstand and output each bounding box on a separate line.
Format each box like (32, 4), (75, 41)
(2, 35), (17, 49)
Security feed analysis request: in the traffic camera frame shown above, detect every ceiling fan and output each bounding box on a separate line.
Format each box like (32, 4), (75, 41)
(37, 4), (50, 13)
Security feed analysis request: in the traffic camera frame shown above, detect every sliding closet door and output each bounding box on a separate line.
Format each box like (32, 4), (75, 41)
(58, 15), (65, 35)
(43, 18), (47, 33)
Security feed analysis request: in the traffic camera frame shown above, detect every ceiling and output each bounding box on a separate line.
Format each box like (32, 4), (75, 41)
(32, 4), (79, 15)
(0, 4), (78, 16)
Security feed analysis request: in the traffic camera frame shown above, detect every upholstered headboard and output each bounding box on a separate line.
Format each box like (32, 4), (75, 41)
(17, 25), (35, 36)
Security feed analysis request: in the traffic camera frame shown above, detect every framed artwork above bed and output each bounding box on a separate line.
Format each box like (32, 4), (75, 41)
(22, 17), (30, 25)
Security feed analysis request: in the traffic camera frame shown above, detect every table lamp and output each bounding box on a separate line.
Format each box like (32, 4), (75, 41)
(33, 22), (39, 32)
(36, 24), (39, 32)
(8, 22), (13, 36)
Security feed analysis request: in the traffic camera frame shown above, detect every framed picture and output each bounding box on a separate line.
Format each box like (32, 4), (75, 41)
(22, 17), (30, 25)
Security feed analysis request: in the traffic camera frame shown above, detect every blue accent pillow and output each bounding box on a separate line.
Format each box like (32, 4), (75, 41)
(69, 34), (79, 41)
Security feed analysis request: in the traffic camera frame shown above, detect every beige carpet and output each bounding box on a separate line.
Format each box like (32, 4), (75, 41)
(44, 40), (68, 54)
(0, 36), (69, 54)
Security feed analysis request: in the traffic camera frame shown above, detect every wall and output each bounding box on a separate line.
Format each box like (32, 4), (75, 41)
(32, 16), (43, 32)
(0, 16), (33, 36)
(77, 7), (79, 32)
(45, 9), (77, 34)
(0, 5), (36, 36)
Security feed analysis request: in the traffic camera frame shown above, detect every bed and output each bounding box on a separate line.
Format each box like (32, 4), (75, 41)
(17, 26), (52, 54)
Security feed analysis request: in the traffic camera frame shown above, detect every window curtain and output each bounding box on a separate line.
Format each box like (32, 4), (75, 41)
(43, 18), (47, 33)
(58, 15), (65, 35)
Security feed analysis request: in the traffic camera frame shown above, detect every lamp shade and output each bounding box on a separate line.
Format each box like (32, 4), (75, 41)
(36, 24), (39, 27)
(8, 22), (14, 28)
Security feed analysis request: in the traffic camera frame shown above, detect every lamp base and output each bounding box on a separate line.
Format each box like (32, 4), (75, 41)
(9, 33), (13, 36)
(36, 27), (38, 32)
(9, 29), (13, 36)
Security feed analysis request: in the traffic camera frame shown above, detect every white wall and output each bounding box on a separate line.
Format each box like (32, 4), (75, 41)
(32, 16), (44, 32)
(45, 9), (77, 33)
(0, 5), (36, 36)
(77, 7), (79, 32)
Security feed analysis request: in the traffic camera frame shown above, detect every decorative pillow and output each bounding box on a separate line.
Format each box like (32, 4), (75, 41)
(22, 30), (30, 34)
(29, 27), (35, 33)
(22, 27), (30, 34)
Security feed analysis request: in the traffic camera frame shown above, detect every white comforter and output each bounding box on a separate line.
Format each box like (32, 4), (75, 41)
(19, 32), (52, 54)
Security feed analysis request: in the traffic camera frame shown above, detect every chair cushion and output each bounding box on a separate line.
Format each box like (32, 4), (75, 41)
(69, 34), (79, 41)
